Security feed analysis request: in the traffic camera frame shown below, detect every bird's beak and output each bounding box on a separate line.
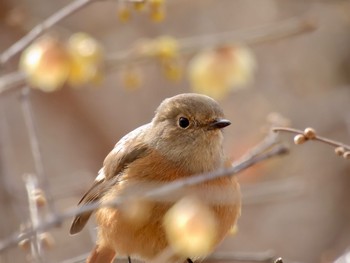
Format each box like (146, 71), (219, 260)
(208, 118), (231, 129)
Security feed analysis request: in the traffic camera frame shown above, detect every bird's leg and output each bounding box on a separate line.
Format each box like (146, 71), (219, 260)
(128, 256), (132, 263)
(187, 258), (194, 263)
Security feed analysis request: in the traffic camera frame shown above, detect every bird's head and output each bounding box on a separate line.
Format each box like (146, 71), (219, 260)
(150, 93), (231, 173)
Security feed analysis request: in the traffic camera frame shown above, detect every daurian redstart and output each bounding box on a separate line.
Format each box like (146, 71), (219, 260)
(70, 93), (241, 263)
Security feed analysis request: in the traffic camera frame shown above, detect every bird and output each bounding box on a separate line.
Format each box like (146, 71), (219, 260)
(70, 93), (241, 263)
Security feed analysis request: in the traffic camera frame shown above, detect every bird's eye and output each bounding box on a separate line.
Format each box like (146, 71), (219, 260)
(178, 117), (190, 128)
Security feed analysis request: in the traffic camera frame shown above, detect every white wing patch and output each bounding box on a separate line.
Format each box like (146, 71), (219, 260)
(95, 168), (105, 182)
(94, 123), (150, 182)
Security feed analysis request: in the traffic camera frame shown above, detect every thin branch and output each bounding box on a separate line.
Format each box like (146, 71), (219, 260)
(23, 174), (44, 263)
(105, 17), (316, 70)
(58, 251), (277, 263)
(20, 87), (56, 215)
(0, 0), (97, 66)
(0, 143), (289, 253)
(232, 131), (280, 166)
(0, 0), (146, 66)
(272, 127), (350, 152)
(0, 71), (25, 95)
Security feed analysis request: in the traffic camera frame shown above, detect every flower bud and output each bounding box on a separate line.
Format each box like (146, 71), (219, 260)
(39, 232), (55, 250)
(335, 147), (345, 156)
(343, 151), (350, 160)
(294, 134), (306, 145)
(303, 128), (316, 139)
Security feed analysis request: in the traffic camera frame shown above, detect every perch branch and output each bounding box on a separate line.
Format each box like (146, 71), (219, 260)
(0, 142), (289, 253)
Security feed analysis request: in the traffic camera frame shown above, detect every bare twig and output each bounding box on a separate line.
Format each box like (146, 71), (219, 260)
(233, 131), (280, 166)
(273, 126), (350, 159)
(23, 174), (44, 263)
(0, 0), (97, 66)
(0, 142), (288, 253)
(20, 87), (56, 215)
(0, 0), (145, 66)
(0, 71), (25, 95)
(105, 17), (317, 70)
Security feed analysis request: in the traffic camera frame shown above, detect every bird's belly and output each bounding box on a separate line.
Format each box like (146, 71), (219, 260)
(95, 185), (239, 260)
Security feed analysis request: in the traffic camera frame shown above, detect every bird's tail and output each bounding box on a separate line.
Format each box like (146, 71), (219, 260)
(86, 245), (116, 263)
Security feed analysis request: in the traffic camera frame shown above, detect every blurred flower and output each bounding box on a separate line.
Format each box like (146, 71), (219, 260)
(133, 1), (146, 11)
(31, 188), (47, 208)
(39, 232), (55, 250)
(162, 59), (183, 82)
(117, 4), (132, 22)
(120, 67), (143, 90)
(155, 36), (179, 61)
(67, 32), (104, 87)
(19, 36), (71, 92)
(188, 45), (256, 100)
(120, 197), (153, 226)
(163, 196), (218, 258)
(134, 36), (182, 81)
(149, 0), (165, 22)
(136, 36), (179, 60)
(228, 224), (239, 235)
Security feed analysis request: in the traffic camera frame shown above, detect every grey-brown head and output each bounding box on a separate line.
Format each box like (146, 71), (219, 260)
(149, 93), (231, 173)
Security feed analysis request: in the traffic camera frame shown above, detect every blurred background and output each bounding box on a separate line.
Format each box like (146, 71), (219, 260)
(0, 0), (350, 262)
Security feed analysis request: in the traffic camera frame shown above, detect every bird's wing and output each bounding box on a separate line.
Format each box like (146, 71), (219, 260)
(69, 124), (151, 235)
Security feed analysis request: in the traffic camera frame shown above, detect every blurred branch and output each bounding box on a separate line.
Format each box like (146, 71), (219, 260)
(233, 130), (281, 166)
(0, 137), (289, 253)
(23, 174), (44, 263)
(59, 251), (279, 263)
(0, 0), (145, 66)
(0, 71), (25, 95)
(105, 17), (317, 69)
(0, 0), (96, 66)
(273, 126), (350, 159)
(20, 87), (56, 215)
(0, 16), (316, 95)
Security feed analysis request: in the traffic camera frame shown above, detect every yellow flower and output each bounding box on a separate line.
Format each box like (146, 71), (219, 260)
(188, 45), (256, 99)
(19, 36), (70, 92)
(163, 196), (218, 258)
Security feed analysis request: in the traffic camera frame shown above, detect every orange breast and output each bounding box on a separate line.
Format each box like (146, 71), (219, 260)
(95, 150), (241, 260)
